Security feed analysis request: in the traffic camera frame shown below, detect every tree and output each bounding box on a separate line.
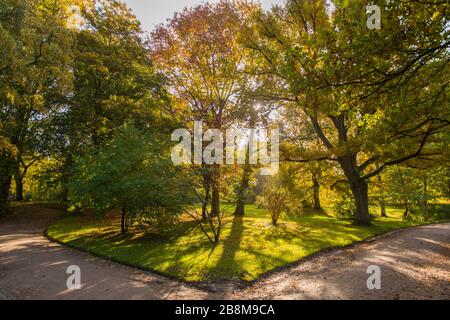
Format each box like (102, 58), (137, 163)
(13, 113), (55, 201)
(183, 190), (231, 245)
(150, 0), (259, 217)
(246, 0), (450, 225)
(0, 0), (75, 213)
(69, 125), (194, 235)
(68, 0), (168, 145)
(234, 106), (258, 216)
(52, 0), (171, 200)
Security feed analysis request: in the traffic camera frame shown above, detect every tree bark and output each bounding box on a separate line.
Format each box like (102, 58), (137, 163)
(311, 113), (371, 225)
(397, 166), (409, 220)
(202, 172), (211, 221)
(234, 196), (246, 216)
(211, 183), (220, 216)
(14, 173), (24, 202)
(403, 204), (409, 220)
(340, 156), (371, 226)
(202, 190), (210, 221)
(0, 176), (12, 216)
(380, 199), (387, 217)
(210, 166), (221, 216)
(423, 173), (429, 221)
(121, 208), (128, 235)
(14, 160), (34, 202)
(377, 175), (387, 217)
(312, 172), (322, 210)
(234, 109), (257, 217)
(349, 178), (371, 225)
(235, 164), (252, 216)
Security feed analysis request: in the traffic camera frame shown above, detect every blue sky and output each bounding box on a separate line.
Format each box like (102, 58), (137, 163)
(123, 0), (285, 32)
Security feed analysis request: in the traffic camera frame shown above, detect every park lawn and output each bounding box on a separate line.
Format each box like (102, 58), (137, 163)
(47, 205), (424, 282)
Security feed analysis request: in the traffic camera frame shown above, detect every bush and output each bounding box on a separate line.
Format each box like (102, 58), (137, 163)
(257, 188), (290, 226)
(333, 193), (356, 219)
(429, 204), (450, 220)
(134, 206), (180, 235)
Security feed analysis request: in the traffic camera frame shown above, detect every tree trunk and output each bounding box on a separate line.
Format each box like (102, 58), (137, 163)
(377, 175), (387, 217)
(403, 204), (409, 220)
(213, 222), (221, 244)
(235, 165), (251, 216)
(210, 166), (220, 216)
(211, 184), (220, 216)
(234, 198), (245, 217)
(202, 192), (209, 221)
(14, 173), (24, 202)
(1, 176), (12, 216)
(380, 199), (387, 217)
(397, 166), (409, 220)
(340, 156), (371, 226)
(349, 178), (371, 225)
(202, 173), (210, 221)
(61, 185), (69, 203)
(312, 172), (322, 210)
(120, 208), (127, 235)
(423, 173), (429, 221)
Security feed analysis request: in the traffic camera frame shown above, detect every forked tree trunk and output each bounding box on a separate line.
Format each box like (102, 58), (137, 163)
(340, 156), (371, 226)
(14, 163), (31, 202)
(310, 114), (372, 225)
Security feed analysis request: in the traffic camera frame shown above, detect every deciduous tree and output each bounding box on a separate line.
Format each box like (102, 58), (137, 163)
(246, 0), (450, 225)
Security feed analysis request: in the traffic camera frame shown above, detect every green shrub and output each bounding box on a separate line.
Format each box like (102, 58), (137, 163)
(134, 206), (180, 235)
(333, 193), (356, 219)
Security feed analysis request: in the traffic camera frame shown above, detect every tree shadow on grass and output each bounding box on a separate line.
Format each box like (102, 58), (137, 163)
(208, 216), (244, 280)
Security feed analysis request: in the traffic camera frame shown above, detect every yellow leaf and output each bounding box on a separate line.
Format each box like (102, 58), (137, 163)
(432, 11), (440, 20)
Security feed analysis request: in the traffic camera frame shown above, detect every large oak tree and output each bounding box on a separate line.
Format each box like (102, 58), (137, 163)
(246, 0), (449, 225)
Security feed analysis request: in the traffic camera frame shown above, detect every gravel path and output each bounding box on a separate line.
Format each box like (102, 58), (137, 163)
(0, 206), (448, 300)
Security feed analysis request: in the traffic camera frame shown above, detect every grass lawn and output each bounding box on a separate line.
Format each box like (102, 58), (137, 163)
(47, 205), (433, 282)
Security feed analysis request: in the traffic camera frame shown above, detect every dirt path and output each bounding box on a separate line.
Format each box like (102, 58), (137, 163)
(0, 206), (448, 300)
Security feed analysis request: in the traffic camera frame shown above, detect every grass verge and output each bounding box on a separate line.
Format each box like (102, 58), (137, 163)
(47, 205), (437, 282)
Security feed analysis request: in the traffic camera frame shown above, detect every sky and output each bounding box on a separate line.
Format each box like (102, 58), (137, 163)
(123, 0), (285, 33)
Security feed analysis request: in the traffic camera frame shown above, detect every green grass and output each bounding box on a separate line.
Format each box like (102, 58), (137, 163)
(47, 205), (433, 282)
